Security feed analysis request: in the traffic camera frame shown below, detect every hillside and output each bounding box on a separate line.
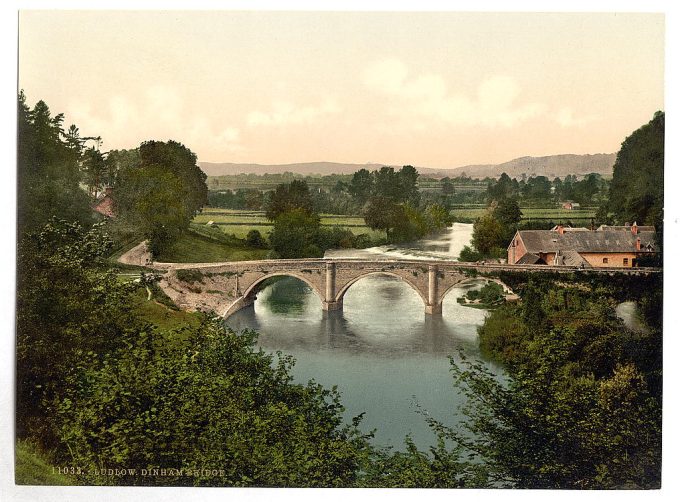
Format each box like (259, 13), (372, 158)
(199, 153), (616, 180)
(450, 153), (616, 179)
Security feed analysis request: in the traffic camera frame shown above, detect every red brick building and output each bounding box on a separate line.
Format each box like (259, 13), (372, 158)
(507, 222), (656, 268)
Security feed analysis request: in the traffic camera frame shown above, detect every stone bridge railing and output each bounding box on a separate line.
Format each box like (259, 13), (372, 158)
(152, 258), (661, 318)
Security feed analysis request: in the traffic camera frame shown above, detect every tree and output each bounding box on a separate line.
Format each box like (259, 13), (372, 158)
(115, 165), (190, 257)
(136, 140), (208, 218)
(441, 177), (455, 195)
(471, 213), (503, 255)
(487, 172), (516, 201)
(16, 219), (138, 447)
(265, 180), (314, 221)
(492, 197), (522, 227)
(81, 146), (107, 198)
(372, 166), (402, 201)
(246, 229), (266, 248)
(398, 165), (420, 206)
(55, 319), (374, 486)
(607, 111), (664, 238)
(416, 278), (663, 489)
(112, 141), (207, 257)
(269, 209), (321, 258)
(17, 92), (92, 234)
(348, 169), (374, 204)
(363, 196), (405, 241)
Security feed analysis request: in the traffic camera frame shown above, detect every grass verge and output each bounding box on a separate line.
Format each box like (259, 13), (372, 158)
(15, 440), (73, 485)
(157, 229), (270, 263)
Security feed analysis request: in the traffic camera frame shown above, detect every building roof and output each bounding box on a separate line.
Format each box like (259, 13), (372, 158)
(93, 193), (115, 218)
(553, 250), (592, 267)
(515, 229), (656, 254)
(550, 225), (590, 232)
(515, 252), (544, 265)
(596, 224), (656, 232)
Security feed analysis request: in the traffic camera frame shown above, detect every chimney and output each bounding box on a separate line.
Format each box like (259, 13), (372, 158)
(631, 222), (638, 235)
(636, 237), (641, 251)
(104, 186), (113, 196)
(556, 224), (564, 235)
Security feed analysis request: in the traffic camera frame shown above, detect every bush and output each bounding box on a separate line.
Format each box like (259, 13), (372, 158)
(246, 229), (266, 248)
(55, 319), (373, 487)
(175, 268), (205, 284)
(458, 245), (483, 262)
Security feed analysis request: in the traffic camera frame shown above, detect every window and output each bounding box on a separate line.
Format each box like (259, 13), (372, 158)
(623, 258), (629, 265)
(602, 257), (609, 264)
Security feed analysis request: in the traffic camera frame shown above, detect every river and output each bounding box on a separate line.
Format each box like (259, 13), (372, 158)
(225, 223), (504, 450)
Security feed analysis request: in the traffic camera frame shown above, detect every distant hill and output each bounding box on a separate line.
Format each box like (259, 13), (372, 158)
(449, 153), (616, 179)
(199, 153), (616, 180)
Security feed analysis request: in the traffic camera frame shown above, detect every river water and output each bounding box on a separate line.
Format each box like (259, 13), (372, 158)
(226, 223), (503, 450)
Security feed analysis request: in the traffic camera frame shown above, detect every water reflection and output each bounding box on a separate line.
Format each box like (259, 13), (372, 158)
(226, 275), (497, 449)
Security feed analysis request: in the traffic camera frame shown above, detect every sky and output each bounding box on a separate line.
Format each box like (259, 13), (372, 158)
(18, 10), (665, 168)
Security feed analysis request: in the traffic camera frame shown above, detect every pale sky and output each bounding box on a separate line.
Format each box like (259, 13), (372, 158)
(18, 10), (664, 168)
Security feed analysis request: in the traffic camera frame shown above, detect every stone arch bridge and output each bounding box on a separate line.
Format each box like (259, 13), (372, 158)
(152, 258), (660, 318)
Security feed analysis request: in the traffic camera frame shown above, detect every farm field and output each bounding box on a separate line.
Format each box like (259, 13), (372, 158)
(450, 206), (598, 223)
(193, 209), (386, 240)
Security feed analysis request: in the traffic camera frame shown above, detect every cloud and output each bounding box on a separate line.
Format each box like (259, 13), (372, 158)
(555, 107), (598, 128)
(67, 87), (243, 157)
(247, 99), (340, 127)
(363, 59), (544, 128)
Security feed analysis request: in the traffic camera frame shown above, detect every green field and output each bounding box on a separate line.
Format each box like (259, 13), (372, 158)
(157, 227), (271, 263)
(451, 206), (598, 223)
(194, 209), (386, 240)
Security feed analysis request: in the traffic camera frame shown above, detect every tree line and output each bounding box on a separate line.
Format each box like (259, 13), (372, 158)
(259, 166), (452, 258)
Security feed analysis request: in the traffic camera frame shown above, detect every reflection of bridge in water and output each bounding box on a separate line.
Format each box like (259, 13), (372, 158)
(153, 259), (661, 318)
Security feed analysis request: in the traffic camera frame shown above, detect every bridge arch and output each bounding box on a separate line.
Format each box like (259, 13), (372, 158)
(334, 271), (428, 307)
(242, 272), (325, 302)
(438, 276), (513, 305)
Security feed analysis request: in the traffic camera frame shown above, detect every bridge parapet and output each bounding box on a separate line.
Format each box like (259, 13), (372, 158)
(153, 258), (661, 318)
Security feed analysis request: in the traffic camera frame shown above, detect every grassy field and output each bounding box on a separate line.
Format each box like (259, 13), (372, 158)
(157, 227), (270, 263)
(194, 209), (385, 240)
(451, 206), (598, 223)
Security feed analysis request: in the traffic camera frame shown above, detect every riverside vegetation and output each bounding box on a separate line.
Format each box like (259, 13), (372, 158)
(16, 93), (662, 488)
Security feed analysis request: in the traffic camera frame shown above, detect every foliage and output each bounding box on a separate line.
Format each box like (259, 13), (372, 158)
(471, 213), (504, 255)
(458, 245), (483, 262)
(116, 165), (190, 256)
(460, 282), (505, 306)
(112, 141), (208, 257)
(269, 209), (322, 258)
(55, 319), (374, 487)
(358, 437), (486, 488)
(348, 168), (374, 204)
(607, 111), (664, 247)
(175, 269), (205, 284)
(17, 92), (93, 234)
(439, 281), (663, 488)
(264, 179), (315, 221)
(362, 196), (404, 240)
(16, 219), (139, 447)
(246, 229), (267, 248)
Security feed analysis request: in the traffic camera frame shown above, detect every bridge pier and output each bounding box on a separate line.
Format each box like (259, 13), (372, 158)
(425, 302), (442, 315)
(425, 264), (442, 315)
(323, 262), (343, 312)
(322, 299), (343, 312)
